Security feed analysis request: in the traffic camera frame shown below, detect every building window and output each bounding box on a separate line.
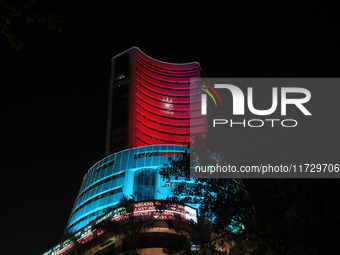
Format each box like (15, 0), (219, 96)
(165, 182), (176, 187)
(134, 170), (155, 201)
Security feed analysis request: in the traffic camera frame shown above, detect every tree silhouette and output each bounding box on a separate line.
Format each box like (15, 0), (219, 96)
(160, 148), (339, 254)
(0, 0), (63, 50)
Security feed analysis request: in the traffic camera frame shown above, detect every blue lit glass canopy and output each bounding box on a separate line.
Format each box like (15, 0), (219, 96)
(65, 145), (193, 234)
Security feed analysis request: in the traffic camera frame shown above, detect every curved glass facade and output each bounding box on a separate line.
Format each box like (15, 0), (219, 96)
(134, 49), (203, 147)
(65, 145), (192, 234)
(105, 47), (205, 155)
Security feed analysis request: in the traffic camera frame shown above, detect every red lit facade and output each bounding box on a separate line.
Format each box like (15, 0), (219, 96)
(105, 47), (205, 155)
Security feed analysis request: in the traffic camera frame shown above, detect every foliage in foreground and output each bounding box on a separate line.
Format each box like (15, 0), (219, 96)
(160, 147), (339, 255)
(0, 0), (64, 50)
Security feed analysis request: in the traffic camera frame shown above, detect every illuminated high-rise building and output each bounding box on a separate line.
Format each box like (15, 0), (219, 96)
(38, 47), (207, 255)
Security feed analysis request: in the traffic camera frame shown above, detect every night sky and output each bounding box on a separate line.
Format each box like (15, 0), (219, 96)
(1, 2), (339, 254)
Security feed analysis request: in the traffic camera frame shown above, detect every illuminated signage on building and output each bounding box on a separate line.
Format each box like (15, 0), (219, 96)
(42, 201), (197, 255)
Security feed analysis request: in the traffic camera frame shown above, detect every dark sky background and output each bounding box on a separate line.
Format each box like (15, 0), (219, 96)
(1, 1), (339, 255)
